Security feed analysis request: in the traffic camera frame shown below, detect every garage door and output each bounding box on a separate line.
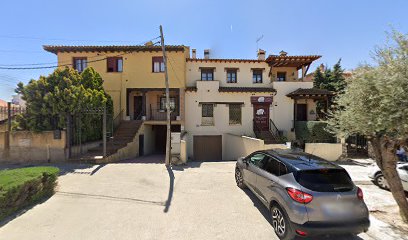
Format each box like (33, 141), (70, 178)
(193, 135), (222, 161)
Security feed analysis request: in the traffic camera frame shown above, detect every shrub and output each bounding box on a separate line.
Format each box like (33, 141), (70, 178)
(0, 167), (59, 221)
(295, 121), (336, 143)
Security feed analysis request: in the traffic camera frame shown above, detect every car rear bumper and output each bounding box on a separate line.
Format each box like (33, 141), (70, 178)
(291, 218), (370, 237)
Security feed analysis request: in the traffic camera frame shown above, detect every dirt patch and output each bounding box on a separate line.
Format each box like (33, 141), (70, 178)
(370, 205), (408, 233)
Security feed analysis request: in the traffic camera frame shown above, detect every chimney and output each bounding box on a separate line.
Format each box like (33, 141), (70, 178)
(257, 49), (266, 60)
(192, 49), (197, 59)
(319, 63), (325, 72)
(204, 49), (210, 59)
(279, 50), (288, 56)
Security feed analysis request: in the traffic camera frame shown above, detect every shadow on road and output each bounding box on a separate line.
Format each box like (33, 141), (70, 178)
(241, 188), (365, 240)
(163, 165), (174, 213)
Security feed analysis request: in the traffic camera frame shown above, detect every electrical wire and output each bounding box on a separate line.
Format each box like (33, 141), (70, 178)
(0, 34), (143, 43)
(0, 36), (161, 68)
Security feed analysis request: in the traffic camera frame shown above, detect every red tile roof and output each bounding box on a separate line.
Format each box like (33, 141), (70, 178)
(43, 45), (188, 54)
(286, 88), (334, 98)
(185, 86), (276, 93)
(266, 55), (321, 69)
(187, 58), (264, 63)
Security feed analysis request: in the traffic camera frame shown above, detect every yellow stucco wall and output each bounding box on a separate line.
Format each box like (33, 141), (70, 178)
(56, 48), (189, 117)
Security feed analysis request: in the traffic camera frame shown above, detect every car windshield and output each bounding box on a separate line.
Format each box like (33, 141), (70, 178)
(295, 169), (354, 192)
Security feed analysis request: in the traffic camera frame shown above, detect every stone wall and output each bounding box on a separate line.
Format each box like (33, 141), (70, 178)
(0, 131), (66, 163)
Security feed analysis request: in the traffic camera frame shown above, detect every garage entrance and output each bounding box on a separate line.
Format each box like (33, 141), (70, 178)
(193, 135), (222, 161)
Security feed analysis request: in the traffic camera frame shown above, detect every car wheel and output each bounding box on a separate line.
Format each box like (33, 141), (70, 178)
(235, 168), (246, 189)
(271, 204), (295, 240)
(375, 174), (390, 190)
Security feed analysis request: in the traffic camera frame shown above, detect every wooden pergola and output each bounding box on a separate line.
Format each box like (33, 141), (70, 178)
(286, 88), (335, 129)
(265, 54), (321, 78)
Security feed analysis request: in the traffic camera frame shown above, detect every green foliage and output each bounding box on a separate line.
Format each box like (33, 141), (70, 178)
(15, 67), (113, 141)
(0, 167), (59, 221)
(328, 31), (408, 139)
(313, 60), (347, 119)
(295, 121), (336, 143)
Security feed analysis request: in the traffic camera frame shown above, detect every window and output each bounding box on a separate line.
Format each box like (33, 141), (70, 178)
(253, 70), (263, 83)
(201, 104), (214, 125)
(226, 69), (237, 83)
(152, 57), (165, 72)
(229, 104), (241, 125)
(262, 157), (288, 176)
(277, 72), (286, 81)
(73, 57), (87, 72)
(201, 69), (214, 81)
(107, 57), (123, 72)
(160, 97), (176, 111)
(295, 169), (354, 192)
(248, 153), (267, 168)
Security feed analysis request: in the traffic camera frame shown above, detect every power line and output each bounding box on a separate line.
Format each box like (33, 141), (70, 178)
(0, 34), (146, 43)
(0, 36), (161, 69)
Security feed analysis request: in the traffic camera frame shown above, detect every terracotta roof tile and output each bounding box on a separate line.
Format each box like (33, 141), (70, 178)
(43, 45), (188, 54)
(286, 88), (334, 97)
(187, 58), (264, 63)
(219, 87), (275, 93)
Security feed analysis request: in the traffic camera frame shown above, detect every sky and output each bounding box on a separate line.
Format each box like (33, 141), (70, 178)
(0, 0), (407, 101)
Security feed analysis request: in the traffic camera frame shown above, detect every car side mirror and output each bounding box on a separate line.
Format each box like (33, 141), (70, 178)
(242, 158), (249, 165)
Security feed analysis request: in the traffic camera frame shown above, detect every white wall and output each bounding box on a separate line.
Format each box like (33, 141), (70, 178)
(305, 143), (343, 161)
(271, 82), (314, 139)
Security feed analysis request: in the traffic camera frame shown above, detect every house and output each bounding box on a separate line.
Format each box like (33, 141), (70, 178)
(43, 44), (189, 156)
(184, 49), (331, 161)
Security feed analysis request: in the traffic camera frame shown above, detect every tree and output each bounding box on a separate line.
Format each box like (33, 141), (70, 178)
(328, 31), (408, 222)
(15, 67), (112, 142)
(313, 60), (346, 119)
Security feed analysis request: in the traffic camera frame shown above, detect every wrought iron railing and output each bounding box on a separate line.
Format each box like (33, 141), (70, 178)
(113, 109), (124, 131)
(148, 108), (178, 121)
(0, 105), (26, 124)
(269, 119), (281, 139)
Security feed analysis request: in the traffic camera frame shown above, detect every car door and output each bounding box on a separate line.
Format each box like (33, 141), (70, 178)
(398, 165), (408, 191)
(243, 153), (267, 191)
(256, 156), (287, 204)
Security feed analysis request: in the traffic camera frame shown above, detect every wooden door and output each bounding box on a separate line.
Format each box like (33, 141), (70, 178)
(296, 104), (307, 121)
(134, 96), (143, 120)
(253, 104), (270, 131)
(193, 135), (222, 161)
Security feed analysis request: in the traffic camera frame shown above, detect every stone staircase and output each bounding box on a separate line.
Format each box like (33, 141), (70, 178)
(73, 120), (143, 163)
(254, 130), (282, 144)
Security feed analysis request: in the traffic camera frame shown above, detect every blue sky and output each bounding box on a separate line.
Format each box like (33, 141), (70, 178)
(0, 0), (407, 100)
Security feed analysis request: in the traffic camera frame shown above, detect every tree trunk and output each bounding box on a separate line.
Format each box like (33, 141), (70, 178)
(378, 137), (408, 223)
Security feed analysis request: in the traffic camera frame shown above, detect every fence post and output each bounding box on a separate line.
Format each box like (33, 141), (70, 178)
(103, 105), (107, 157)
(3, 102), (12, 158)
(66, 113), (72, 159)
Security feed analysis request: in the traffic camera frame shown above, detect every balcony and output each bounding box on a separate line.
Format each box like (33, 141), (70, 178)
(147, 108), (178, 121)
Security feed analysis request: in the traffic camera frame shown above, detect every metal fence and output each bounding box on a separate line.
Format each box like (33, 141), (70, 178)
(0, 104), (26, 125)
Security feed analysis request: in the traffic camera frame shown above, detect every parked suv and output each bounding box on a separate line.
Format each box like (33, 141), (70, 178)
(235, 149), (370, 239)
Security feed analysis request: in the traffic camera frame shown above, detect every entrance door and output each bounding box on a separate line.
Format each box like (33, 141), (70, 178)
(253, 104), (269, 131)
(296, 104), (307, 121)
(134, 96), (143, 120)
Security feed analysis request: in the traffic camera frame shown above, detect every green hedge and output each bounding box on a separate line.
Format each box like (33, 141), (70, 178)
(0, 167), (59, 221)
(295, 121), (336, 143)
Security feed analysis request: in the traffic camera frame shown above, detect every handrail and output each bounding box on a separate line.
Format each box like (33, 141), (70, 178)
(269, 119), (281, 138)
(113, 109), (124, 131)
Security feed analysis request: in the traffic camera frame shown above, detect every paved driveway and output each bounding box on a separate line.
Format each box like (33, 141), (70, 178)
(0, 156), (385, 240)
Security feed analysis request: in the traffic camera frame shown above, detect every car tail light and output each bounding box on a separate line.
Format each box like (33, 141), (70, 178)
(295, 230), (308, 236)
(286, 188), (313, 204)
(357, 187), (364, 200)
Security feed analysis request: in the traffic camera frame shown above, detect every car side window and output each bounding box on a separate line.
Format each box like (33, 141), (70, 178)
(262, 157), (288, 176)
(249, 153), (267, 168)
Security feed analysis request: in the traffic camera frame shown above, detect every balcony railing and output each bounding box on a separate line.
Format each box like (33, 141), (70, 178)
(148, 108), (178, 121)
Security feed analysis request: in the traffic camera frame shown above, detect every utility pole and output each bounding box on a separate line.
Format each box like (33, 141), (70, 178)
(160, 25), (171, 166)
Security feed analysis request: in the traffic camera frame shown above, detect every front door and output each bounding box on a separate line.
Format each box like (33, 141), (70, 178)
(134, 96), (143, 120)
(296, 104), (307, 121)
(253, 104), (269, 131)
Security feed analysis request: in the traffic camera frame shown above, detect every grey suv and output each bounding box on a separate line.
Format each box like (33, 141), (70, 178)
(235, 149), (370, 239)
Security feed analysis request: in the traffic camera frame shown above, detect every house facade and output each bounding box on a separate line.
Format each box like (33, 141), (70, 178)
(43, 44), (330, 162)
(184, 49), (325, 161)
(44, 45), (189, 156)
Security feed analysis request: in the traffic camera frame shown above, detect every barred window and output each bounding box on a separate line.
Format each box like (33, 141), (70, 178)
(253, 70), (263, 83)
(201, 104), (214, 125)
(227, 69), (237, 83)
(229, 104), (242, 125)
